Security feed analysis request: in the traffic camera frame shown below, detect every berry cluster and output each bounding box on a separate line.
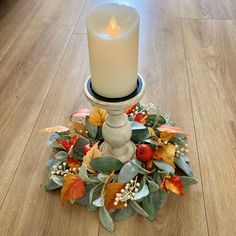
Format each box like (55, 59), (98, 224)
(50, 162), (79, 177)
(114, 178), (140, 207)
(175, 143), (189, 157)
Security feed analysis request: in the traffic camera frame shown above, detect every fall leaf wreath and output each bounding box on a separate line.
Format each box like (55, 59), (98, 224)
(43, 103), (197, 232)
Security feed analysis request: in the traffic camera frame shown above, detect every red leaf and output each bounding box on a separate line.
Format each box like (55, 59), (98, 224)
(61, 174), (85, 205)
(160, 175), (184, 196)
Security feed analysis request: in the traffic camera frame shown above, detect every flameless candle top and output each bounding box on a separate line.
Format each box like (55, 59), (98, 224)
(87, 3), (140, 98)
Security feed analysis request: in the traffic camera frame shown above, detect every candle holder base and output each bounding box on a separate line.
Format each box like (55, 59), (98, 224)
(84, 74), (145, 163)
(100, 141), (136, 163)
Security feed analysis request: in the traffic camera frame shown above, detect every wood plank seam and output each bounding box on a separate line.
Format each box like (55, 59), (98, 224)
(0, 0), (87, 211)
(177, 4), (210, 235)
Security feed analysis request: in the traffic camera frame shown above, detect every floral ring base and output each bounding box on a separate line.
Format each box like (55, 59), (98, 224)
(43, 103), (198, 232)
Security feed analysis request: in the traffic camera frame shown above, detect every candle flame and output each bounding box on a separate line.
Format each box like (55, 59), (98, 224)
(106, 16), (120, 37)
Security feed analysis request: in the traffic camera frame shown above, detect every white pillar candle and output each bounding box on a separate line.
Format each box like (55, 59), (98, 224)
(87, 3), (139, 98)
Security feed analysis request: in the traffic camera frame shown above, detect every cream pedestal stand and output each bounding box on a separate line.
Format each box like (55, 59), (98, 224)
(84, 75), (145, 163)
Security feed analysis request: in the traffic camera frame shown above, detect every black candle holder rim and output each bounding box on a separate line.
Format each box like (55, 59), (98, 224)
(87, 75), (143, 103)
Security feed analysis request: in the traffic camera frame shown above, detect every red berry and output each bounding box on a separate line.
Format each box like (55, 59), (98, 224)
(136, 144), (154, 162)
(82, 143), (92, 155)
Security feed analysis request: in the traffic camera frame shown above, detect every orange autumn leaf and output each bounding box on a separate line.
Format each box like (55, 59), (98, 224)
(82, 142), (102, 173)
(160, 175), (184, 196)
(124, 104), (137, 114)
(104, 183), (125, 210)
(42, 125), (69, 133)
(160, 131), (175, 141)
(88, 107), (107, 126)
(154, 144), (176, 167)
(61, 174), (85, 205)
(158, 125), (188, 135)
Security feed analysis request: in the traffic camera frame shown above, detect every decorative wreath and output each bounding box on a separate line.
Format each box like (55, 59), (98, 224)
(43, 103), (197, 232)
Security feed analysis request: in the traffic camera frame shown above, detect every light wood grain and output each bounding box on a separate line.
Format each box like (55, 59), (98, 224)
(178, 0), (236, 20)
(0, 0), (86, 206)
(182, 19), (236, 235)
(0, 34), (100, 236)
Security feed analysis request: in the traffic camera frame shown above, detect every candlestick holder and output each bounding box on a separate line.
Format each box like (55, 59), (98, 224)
(84, 74), (145, 163)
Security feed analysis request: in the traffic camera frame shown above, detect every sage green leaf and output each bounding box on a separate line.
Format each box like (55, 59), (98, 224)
(90, 156), (124, 173)
(73, 136), (90, 158)
(99, 207), (114, 232)
(131, 121), (150, 142)
(181, 155), (190, 163)
(112, 204), (134, 221)
(75, 184), (97, 206)
(97, 173), (108, 183)
(89, 184), (103, 205)
(47, 133), (60, 147)
(93, 196), (104, 207)
(43, 180), (61, 191)
(118, 161), (139, 183)
(85, 117), (98, 140)
(130, 159), (155, 175)
(55, 151), (68, 161)
(147, 180), (159, 192)
(153, 160), (175, 174)
(130, 201), (148, 217)
(175, 156), (193, 177)
(142, 191), (168, 220)
(79, 164), (100, 183)
(180, 176), (198, 187)
(134, 184), (149, 200)
(51, 175), (63, 186)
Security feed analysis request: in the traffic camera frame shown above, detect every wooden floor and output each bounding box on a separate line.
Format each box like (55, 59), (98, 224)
(0, 0), (235, 235)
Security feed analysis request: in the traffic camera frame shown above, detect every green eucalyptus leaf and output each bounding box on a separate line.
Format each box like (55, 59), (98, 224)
(111, 204), (134, 221)
(93, 196), (104, 207)
(73, 136), (90, 158)
(130, 201), (148, 217)
(179, 176), (198, 187)
(142, 191), (168, 220)
(97, 173), (108, 183)
(130, 159), (155, 175)
(118, 161), (139, 183)
(79, 164), (100, 183)
(90, 157), (124, 173)
(43, 180), (61, 191)
(47, 133), (60, 147)
(75, 183), (97, 206)
(134, 184), (149, 200)
(51, 175), (63, 186)
(131, 121), (150, 142)
(147, 180), (159, 192)
(55, 151), (68, 161)
(153, 160), (175, 174)
(99, 207), (114, 232)
(85, 117), (98, 140)
(175, 156), (193, 176)
(89, 184), (103, 206)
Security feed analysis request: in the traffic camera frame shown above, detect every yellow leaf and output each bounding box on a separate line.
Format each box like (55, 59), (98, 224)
(154, 144), (176, 167)
(61, 174), (85, 205)
(160, 131), (175, 141)
(82, 142), (102, 173)
(68, 121), (87, 136)
(88, 107), (107, 126)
